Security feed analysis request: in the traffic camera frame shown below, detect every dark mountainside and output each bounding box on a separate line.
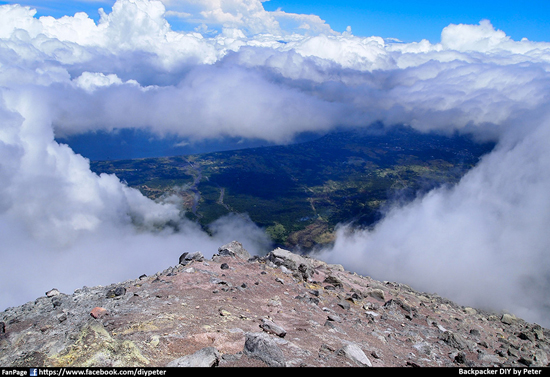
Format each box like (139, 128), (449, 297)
(89, 125), (495, 250)
(1, 242), (549, 368)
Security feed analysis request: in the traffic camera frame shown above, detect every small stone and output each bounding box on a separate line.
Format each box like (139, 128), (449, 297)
(46, 289), (60, 298)
(179, 251), (204, 266)
(90, 307), (108, 319)
(324, 320), (337, 329)
(518, 331), (534, 341)
(149, 335), (160, 348)
(440, 331), (468, 350)
(501, 313), (515, 325)
(327, 314), (342, 322)
(533, 325), (545, 340)
(106, 286), (126, 298)
(455, 351), (467, 364)
(338, 301), (351, 310)
(518, 357), (533, 367)
(337, 343), (372, 367)
(56, 313), (67, 323)
(220, 263), (230, 270)
(166, 347), (220, 367)
(368, 289), (385, 302)
(280, 265), (291, 274)
(324, 275), (343, 288)
(219, 309), (231, 317)
(259, 318), (286, 338)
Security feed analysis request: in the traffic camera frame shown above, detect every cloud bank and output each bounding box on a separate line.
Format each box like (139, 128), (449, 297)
(2, 0), (550, 326)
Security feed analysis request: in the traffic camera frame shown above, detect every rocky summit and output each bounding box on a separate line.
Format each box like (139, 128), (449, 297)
(1, 241), (549, 368)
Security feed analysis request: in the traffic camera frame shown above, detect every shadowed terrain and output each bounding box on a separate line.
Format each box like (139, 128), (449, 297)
(89, 125), (494, 250)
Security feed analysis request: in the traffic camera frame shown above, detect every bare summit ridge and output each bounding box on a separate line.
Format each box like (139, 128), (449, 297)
(1, 241), (549, 368)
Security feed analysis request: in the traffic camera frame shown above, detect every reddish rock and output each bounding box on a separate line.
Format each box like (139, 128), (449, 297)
(90, 307), (108, 319)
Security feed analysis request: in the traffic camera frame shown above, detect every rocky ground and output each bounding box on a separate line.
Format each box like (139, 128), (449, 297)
(1, 241), (549, 368)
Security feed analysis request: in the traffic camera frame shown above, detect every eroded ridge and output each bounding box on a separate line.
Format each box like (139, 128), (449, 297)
(1, 241), (549, 368)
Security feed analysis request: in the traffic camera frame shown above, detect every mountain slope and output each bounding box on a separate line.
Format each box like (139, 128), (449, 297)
(1, 242), (548, 368)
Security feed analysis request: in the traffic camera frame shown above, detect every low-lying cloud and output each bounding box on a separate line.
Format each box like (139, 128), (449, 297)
(2, 0), (550, 327)
(315, 124), (550, 325)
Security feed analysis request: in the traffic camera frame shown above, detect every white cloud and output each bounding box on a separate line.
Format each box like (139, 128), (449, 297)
(315, 120), (550, 325)
(2, 0), (550, 327)
(0, 82), (271, 308)
(441, 19), (511, 52)
(283, 33), (393, 71)
(73, 71), (127, 91)
(158, 0), (335, 37)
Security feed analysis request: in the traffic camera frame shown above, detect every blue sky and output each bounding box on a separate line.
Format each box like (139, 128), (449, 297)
(263, 0), (550, 42)
(2, 0), (549, 43)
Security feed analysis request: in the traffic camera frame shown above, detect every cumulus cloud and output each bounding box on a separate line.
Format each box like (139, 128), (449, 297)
(0, 91), (270, 307)
(2, 0), (550, 327)
(160, 0), (335, 36)
(44, 63), (342, 141)
(315, 120), (550, 325)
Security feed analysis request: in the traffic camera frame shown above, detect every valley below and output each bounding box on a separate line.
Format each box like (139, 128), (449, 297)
(89, 125), (495, 251)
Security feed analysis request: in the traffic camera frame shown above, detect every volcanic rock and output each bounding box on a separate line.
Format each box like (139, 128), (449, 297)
(166, 347), (220, 367)
(259, 318), (286, 338)
(1, 243), (550, 368)
(216, 241), (251, 261)
(90, 307), (108, 319)
(244, 332), (286, 367)
(336, 343), (372, 367)
(179, 251), (205, 266)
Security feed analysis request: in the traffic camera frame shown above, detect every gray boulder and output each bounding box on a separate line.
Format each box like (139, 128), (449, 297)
(243, 332), (286, 367)
(440, 331), (470, 351)
(323, 275), (344, 289)
(337, 343), (372, 367)
(501, 313), (515, 325)
(166, 347), (220, 367)
(260, 318), (286, 338)
(217, 241), (252, 261)
(368, 288), (385, 302)
(267, 248), (314, 281)
(45, 289), (60, 298)
(106, 286), (126, 298)
(179, 251), (205, 266)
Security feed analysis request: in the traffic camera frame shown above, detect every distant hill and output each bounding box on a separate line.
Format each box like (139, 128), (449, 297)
(56, 128), (321, 161)
(90, 125), (495, 250)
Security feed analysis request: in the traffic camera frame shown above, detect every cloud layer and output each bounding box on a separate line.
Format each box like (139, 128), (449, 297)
(2, 0), (550, 326)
